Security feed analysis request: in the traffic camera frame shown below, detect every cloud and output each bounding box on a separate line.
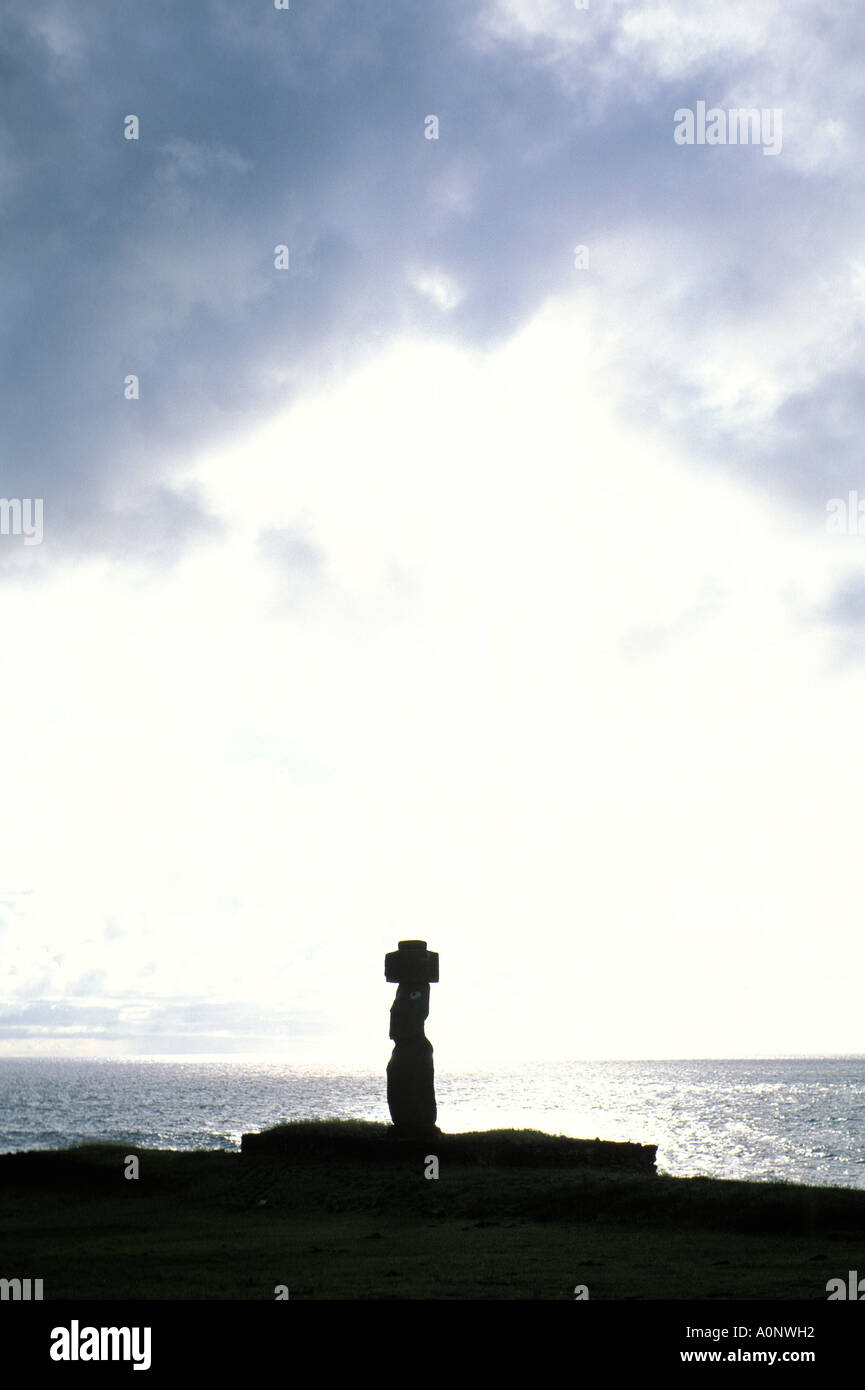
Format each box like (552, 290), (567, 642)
(67, 970), (107, 996)
(820, 575), (865, 636)
(1, 0), (862, 568)
(154, 137), (251, 184)
(259, 525), (325, 577)
(0, 1001), (120, 1035)
(4, 3), (865, 1062)
(0, 995), (323, 1048)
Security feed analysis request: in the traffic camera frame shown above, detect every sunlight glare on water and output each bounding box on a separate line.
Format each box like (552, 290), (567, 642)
(1, 1056), (863, 1188)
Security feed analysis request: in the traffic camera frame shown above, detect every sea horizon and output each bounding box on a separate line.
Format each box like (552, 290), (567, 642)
(2, 1054), (864, 1190)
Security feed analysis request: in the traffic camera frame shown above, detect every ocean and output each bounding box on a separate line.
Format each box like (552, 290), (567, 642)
(1, 1055), (863, 1189)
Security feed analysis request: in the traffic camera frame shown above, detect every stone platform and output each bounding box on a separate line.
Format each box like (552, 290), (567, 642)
(240, 1122), (657, 1173)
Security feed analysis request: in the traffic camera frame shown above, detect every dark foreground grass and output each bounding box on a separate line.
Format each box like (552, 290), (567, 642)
(1, 1120), (863, 1299)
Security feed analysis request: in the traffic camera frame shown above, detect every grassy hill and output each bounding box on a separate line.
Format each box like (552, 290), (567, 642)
(0, 1120), (862, 1299)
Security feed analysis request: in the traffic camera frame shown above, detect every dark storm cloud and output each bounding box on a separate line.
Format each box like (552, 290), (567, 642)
(1, 0), (862, 563)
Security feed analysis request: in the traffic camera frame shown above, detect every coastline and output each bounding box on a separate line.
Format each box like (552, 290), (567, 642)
(1, 1121), (863, 1300)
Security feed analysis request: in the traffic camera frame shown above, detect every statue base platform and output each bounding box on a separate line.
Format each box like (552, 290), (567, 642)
(241, 1120), (656, 1173)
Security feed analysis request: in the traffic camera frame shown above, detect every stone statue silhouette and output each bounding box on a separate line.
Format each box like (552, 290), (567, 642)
(385, 940), (439, 1134)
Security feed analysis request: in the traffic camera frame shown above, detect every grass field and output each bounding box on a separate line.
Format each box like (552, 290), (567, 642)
(1, 1120), (863, 1300)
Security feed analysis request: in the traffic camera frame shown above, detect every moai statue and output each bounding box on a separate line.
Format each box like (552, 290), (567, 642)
(385, 940), (439, 1134)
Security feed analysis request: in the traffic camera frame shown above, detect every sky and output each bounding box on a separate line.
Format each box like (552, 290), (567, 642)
(1, 0), (865, 1066)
